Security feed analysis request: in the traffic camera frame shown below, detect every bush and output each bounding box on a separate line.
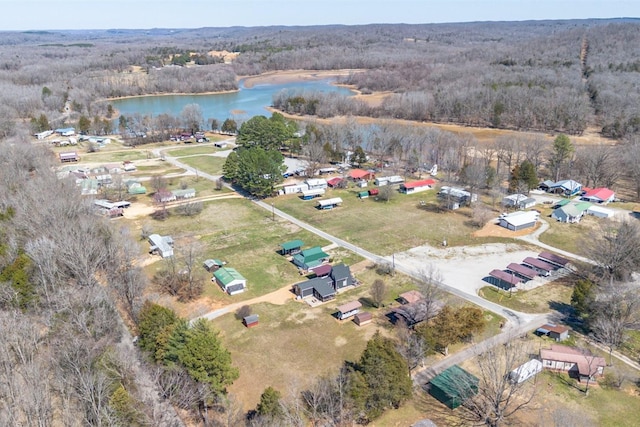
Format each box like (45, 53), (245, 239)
(375, 262), (394, 276)
(600, 371), (624, 389)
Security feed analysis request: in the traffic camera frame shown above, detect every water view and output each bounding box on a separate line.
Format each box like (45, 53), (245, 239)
(111, 78), (354, 121)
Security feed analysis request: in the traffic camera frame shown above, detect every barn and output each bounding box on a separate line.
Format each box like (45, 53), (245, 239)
(428, 365), (478, 409)
(213, 267), (247, 295)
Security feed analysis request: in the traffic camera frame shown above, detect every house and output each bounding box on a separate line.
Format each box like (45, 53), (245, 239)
(437, 186), (477, 209)
(172, 188), (196, 199)
(540, 344), (605, 381)
(536, 324), (570, 341)
(126, 180), (147, 195)
(374, 175), (404, 186)
(586, 205), (614, 218)
(280, 239), (304, 255)
(95, 174), (113, 186)
(336, 300), (362, 320)
(502, 194), (537, 209)
(326, 177), (344, 188)
(122, 161), (137, 172)
(551, 202), (591, 223)
(400, 179), (436, 194)
(292, 246), (330, 271)
(390, 299), (444, 326)
(318, 167), (338, 175)
(538, 180), (555, 192)
(213, 267), (247, 295)
(317, 197), (343, 210)
(148, 234), (174, 258)
(354, 312), (373, 326)
(509, 359), (543, 384)
(538, 251), (570, 268)
(498, 211), (539, 231)
(349, 169), (375, 181)
(428, 365), (479, 409)
(55, 127), (76, 136)
(549, 179), (582, 196)
(293, 276), (336, 302)
(155, 189), (177, 203)
(34, 130), (54, 140)
(301, 188), (325, 200)
(203, 259), (225, 272)
(581, 187), (615, 204)
(243, 314), (259, 328)
(305, 178), (328, 190)
(59, 151), (79, 163)
(330, 263), (353, 290)
(398, 290), (424, 305)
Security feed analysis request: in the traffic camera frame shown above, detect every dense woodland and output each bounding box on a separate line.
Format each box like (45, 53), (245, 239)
(2, 19), (640, 426)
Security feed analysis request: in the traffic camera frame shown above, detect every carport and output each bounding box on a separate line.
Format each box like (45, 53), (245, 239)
(488, 269), (522, 289)
(506, 263), (539, 280)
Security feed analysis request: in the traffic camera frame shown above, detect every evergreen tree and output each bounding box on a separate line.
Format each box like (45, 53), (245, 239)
(77, 115), (91, 134)
(256, 386), (283, 419)
(351, 146), (368, 167)
(549, 133), (575, 181)
(571, 279), (595, 319)
(221, 118), (237, 134)
(137, 301), (180, 355)
(236, 113), (295, 150)
(222, 146), (286, 198)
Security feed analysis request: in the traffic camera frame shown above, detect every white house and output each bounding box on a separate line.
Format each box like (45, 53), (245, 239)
(374, 175), (404, 186)
(283, 183), (309, 195)
(400, 179), (436, 194)
(581, 187), (615, 204)
(305, 178), (328, 190)
(148, 234), (174, 258)
(502, 194), (537, 210)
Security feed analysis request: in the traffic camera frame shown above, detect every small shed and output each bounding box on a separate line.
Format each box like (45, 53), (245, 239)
(243, 314), (259, 328)
(213, 267), (247, 295)
(336, 301), (362, 320)
(354, 312), (373, 326)
(536, 323), (569, 341)
(326, 177), (344, 188)
(398, 290), (424, 305)
(428, 365), (478, 409)
(358, 191), (369, 199)
(280, 239), (304, 255)
(203, 259), (225, 272)
(368, 188), (379, 196)
(509, 359), (543, 384)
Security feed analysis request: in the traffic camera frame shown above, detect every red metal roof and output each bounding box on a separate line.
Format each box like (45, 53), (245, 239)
(311, 264), (332, 277)
(541, 323), (569, 334)
(506, 263), (539, 279)
(583, 187), (614, 201)
(349, 169), (371, 179)
(327, 177), (343, 187)
(403, 179), (435, 189)
(522, 257), (556, 272)
(489, 269), (522, 286)
(538, 252), (570, 267)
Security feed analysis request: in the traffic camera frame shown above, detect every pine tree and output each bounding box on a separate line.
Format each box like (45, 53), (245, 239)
(256, 386), (283, 419)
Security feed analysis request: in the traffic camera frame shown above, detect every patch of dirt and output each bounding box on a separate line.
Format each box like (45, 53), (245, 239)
(334, 336), (347, 347)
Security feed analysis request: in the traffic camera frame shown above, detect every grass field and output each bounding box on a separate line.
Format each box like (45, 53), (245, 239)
(144, 198), (337, 304)
(269, 187), (510, 255)
(538, 213), (600, 255)
(166, 146), (223, 157)
(177, 155), (226, 176)
(478, 278), (573, 314)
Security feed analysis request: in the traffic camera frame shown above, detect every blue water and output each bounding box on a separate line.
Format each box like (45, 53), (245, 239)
(111, 78), (354, 121)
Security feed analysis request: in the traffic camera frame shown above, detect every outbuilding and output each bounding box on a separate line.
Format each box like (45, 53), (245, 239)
(506, 263), (539, 280)
(172, 188), (196, 199)
(301, 188), (325, 200)
(203, 259), (225, 272)
(349, 169), (375, 181)
(428, 365), (479, 409)
(317, 197), (343, 210)
(284, 183), (309, 194)
(538, 252), (570, 268)
(213, 267), (247, 295)
(336, 300), (362, 320)
(586, 205), (614, 218)
(536, 323), (570, 341)
(357, 191), (369, 199)
(279, 239), (304, 255)
(59, 151), (79, 163)
(522, 257), (556, 276)
(502, 194), (537, 209)
(499, 211), (539, 231)
(509, 359), (543, 384)
(243, 314), (259, 328)
(488, 269), (522, 289)
(374, 175), (404, 186)
(148, 234), (174, 258)
(354, 312), (373, 326)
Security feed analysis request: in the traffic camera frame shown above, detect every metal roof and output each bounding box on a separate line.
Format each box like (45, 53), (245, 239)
(489, 269), (522, 286)
(280, 239), (304, 251)
(403, 179), (435, 189)
(214, 267), (246, 286)
(506, 263), (539, 279)
(538, 251), (570, 267)
(313, 281), (336, 298)
(522, 257), (556, 272)
(317, 197), (343, 207)
(337, 300), (362, 313)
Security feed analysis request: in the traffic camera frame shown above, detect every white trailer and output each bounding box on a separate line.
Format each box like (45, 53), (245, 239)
(508, 359), (542, 384)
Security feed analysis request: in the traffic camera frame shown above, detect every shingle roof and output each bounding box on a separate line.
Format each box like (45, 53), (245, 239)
(337, 300), (362, 313)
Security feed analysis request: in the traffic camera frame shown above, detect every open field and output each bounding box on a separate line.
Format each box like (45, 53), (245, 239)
(165, 145), (225, 157)
(478, 278), (573, 314)
(176, 155), (226, 176)
(269, 186), (511, 255)
(537, 213), (600, 255)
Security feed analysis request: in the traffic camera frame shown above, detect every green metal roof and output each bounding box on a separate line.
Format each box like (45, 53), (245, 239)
(213, 267), (245, 286)
(280, 239), (304, 251)
(556, 199), (570, 207)
(573, 201), (592, 211)
(299, 246), (329, 263)
(430, 365), (479, 400)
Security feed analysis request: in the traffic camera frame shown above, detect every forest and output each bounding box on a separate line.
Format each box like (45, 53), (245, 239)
(2, 18), (640, 426)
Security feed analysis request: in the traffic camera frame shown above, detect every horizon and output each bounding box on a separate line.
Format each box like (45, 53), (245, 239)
(0, 0), (638, 32)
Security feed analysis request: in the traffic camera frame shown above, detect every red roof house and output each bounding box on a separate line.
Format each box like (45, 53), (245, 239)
(540, 344), (605, 381)
(327, 177), (344, 187)
(349, 169), (375, 180)
(582, 187), (615, 204)
(400, 179), (435, 194)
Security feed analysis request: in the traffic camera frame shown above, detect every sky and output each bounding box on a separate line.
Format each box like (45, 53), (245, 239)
(0, 0), (638, 31)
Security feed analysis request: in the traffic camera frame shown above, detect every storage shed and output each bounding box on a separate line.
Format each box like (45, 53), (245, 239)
(536, 323), (569, 341)
(336, 301), (362, 320)
(488, 269), (522, 289)
(213, 267), (247, 295)
(243, 314), (259, 328)
(354, 312), (373, 326)
(280, 239), (304, 255)
(428, 365), (478, 409)
(499, 211), (539, 231)
(586, 205), (614, 218)
(358, 191), (369, 199)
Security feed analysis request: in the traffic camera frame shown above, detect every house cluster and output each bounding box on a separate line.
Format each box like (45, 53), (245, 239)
(170, 131), (209, 143)
(486, 251), (569, 290)
(57, 161), (142, 196)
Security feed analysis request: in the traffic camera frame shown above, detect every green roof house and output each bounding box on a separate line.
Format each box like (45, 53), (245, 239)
(213, 267), (246, 295)
(429, 365), (479, 409)
(551, 201), (592, 223)
(280, 239), (304, 255)
(292, 246), (330, 271)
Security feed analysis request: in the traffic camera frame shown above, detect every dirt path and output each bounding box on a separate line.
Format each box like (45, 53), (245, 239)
(122, 193), (243, 220)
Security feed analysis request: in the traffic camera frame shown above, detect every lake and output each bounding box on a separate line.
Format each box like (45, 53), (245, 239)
(111, 78), (354, 122)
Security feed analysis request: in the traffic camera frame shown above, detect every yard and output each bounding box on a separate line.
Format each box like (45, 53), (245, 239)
(538, 212), (601, 255)
(478, 277), (574, 314)
(177, 155), (227, 176)
(269, 187), (509, 255)
(165, 145), (227, 157)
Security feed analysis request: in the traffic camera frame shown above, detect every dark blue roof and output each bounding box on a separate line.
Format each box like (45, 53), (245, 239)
(331, 263), (352, 282)
(314, 281), (336, 298)
(296, 276), (332, 291)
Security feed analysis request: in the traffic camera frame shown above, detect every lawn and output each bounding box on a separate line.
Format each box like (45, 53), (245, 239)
(538, 213), (600, 255)
(144, 198), (337, 303)
(478, 278), (573, 314)
(178, 155), (226, 176)
(77, 149), (151, 163)
(166, 146), (222, 157)
(269, 187), (509, 255)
